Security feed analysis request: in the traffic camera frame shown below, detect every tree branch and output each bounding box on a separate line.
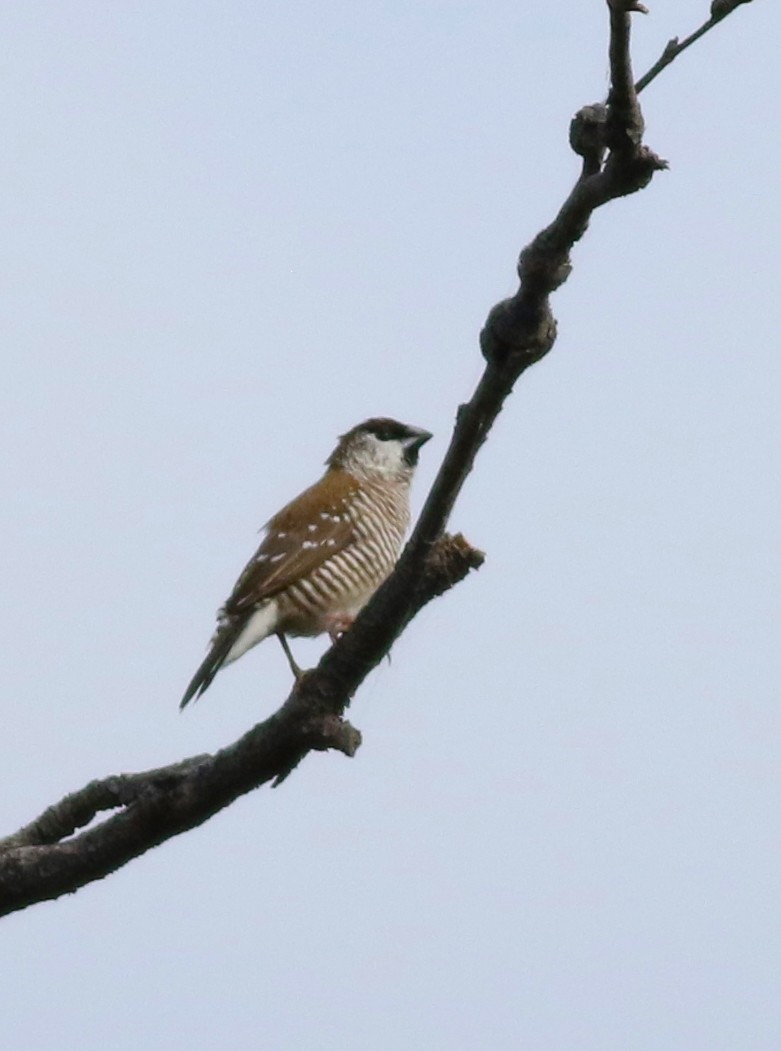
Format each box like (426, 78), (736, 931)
(0, 0), (749, 916)
(635, 0), (756, 94)
(0, 534), (483, 916)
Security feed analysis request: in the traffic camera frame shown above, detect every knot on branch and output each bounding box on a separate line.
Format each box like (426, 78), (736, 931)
(605, 144), (669, 196)
(421, 533), (485, 597)
(305, 714), (362, 757)
(480, 295), (557, 368)
(570, 104), (607, 175)
(519, 235), (574, 293)
(269, 711), (362, 786)
(710, 0), (753, 21)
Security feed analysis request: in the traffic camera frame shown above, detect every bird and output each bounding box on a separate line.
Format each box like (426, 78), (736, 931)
(180, 417), (432, 708)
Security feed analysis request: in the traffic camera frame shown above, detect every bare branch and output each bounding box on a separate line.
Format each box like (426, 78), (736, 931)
(607, 0), (647, 149)
(267, 0), (665, 747)
(0, 535), (482, 916)
(636, 0), (756, 94)
(0, 757), (210, 851)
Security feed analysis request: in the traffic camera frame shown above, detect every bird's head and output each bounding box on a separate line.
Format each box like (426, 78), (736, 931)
(327, 417), (432, 482)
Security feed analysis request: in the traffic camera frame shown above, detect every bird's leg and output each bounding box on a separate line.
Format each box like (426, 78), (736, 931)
(276, 633), (304, 680)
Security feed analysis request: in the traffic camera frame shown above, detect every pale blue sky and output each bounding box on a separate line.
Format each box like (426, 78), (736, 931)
(1, 2), (780, 1049)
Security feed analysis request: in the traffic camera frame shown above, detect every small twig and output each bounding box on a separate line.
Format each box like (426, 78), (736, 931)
(636, 0), (755, 94)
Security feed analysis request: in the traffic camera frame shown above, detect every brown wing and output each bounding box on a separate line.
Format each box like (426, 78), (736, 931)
(222, 469), (359, 616)
(180, 470), (359, 709)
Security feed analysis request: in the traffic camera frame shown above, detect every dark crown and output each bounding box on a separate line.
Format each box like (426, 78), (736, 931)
(327, 417), (432, 469)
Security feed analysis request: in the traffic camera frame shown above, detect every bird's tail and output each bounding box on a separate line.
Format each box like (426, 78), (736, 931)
(180, 622), (243, 709)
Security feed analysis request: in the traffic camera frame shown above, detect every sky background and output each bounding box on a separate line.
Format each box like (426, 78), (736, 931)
(1, 2), (779, 1048)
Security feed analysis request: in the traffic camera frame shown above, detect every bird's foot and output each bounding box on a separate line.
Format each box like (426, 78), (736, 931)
(325, 612), (355, 642)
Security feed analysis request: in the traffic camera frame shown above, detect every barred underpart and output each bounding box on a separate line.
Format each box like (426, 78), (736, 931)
(275, 479), (410, 636)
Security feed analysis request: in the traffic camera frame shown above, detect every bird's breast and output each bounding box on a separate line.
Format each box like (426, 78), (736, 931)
(275, 481), (410, 637)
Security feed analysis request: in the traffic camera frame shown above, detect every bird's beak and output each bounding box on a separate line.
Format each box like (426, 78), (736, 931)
(402, 427), (432, 466)
(406, 427), (432, 449)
